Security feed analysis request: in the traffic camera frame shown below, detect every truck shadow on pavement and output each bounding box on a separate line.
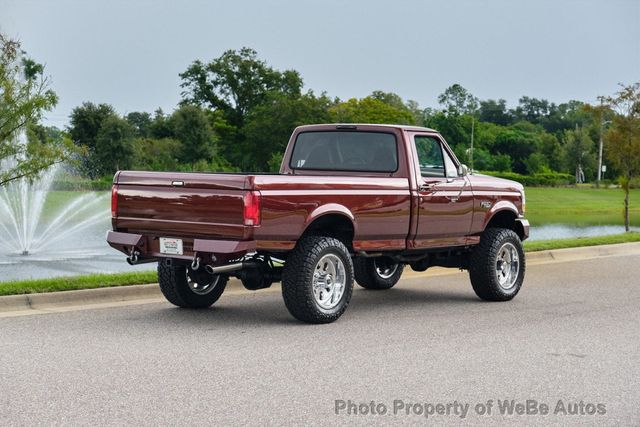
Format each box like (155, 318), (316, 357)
(144, 286), (480, 327)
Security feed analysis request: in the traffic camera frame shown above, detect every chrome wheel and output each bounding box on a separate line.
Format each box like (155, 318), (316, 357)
(186, 270), (220, 295)
(374, 258), (399, 279)
(495, 242), (520, 290)
(312, 254), (346, 310)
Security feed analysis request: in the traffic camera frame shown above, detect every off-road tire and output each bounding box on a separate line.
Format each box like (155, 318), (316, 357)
(282, 236), (354, 323)
(354, 257), (404, 290)
(158, 262), (228, 308)
(469, 228), (525, 301)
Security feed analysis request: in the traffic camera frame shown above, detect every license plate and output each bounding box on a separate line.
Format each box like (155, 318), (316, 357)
(159, 237), (183, 255)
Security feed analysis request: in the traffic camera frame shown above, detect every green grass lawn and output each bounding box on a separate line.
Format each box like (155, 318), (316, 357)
(40, 191), (109, 222)
(524, 187), (640, 226)
(0, 271), (157, 297)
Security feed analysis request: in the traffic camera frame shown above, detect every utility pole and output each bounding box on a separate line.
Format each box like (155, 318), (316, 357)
(596, 102), (611, 187)
(470, 116), (474, 172)
(597, 102), (604, 185)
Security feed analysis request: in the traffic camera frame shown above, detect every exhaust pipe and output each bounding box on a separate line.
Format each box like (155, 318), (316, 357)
(205, 262), (245, 274)
(126, 256), (157, 265)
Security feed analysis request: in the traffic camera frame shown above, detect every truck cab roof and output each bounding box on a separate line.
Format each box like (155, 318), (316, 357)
(294, 123), (439, 133)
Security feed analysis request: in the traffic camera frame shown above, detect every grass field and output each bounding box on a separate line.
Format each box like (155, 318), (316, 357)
(0, 271), (157, 297)
(524, 187), (640, 226)
(40, 191), (109, 222)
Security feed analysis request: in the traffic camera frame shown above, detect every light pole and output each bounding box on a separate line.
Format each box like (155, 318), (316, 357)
(470, 116), (474, 172)
(597, 117), (611, 185)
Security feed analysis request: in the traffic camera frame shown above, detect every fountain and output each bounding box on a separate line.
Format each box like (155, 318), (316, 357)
(0, 132), (109, 257)
(0, 168), (110, 256)
(0, 131), (144, 281)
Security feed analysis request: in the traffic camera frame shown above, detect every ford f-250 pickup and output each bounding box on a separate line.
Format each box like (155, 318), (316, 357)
(107, 124), (529, 323)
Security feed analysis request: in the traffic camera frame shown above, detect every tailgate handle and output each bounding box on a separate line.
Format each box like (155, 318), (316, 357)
(172, 181), (185, 187)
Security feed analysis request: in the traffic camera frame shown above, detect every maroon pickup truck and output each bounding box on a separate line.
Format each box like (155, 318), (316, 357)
(108, 124), (529, 323)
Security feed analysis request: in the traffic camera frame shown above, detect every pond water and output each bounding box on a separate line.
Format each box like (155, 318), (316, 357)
(0, 215), (155, 283)
(528, 224), (639, 241)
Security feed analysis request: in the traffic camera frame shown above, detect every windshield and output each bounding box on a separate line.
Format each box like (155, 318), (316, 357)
(290, 131), (398, 172)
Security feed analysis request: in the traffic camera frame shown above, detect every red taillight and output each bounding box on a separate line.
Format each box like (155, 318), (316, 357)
(111, 185), (118, 218)
(243, 191), (261, 226)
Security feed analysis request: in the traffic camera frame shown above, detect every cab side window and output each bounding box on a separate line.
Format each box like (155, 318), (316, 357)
(415, 136), (445, 178)
(414, 135), (459, 179)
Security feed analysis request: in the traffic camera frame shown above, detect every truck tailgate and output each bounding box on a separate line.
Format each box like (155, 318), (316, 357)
(113, 171), (253, 240)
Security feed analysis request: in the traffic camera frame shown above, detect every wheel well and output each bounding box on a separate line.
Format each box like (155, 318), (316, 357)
(302, 214), (355, 251)
(485, 210), (525, 240)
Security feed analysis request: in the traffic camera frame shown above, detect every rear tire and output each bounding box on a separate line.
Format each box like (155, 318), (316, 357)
(282, 236), (354, 323)
(469, 228), (525, 301)
(354, 257), (404, 290)
(158, 262), (228, 308)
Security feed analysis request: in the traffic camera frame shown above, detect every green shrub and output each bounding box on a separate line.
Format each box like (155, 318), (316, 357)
(479, 170), (574, 187)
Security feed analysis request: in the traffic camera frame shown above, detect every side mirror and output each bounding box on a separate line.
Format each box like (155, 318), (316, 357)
(458, 164), (469, 177)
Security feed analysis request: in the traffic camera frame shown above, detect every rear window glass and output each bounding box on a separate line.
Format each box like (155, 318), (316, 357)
(290, 131), (398, 172)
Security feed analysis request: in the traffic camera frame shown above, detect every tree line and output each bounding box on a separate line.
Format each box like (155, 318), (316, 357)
(64, 48), (629, 183)
(2, 35), (639, 194)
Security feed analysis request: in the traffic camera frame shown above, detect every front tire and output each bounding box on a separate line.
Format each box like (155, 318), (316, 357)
(354, 257), (404, 290)
(158, 262), (228, 308)
(282, 236), (354, 323)
(469, 228), (525, 301)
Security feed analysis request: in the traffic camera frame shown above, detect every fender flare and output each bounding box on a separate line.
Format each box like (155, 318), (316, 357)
(302, 203), (356, 236)
(481, 201), (519, 230)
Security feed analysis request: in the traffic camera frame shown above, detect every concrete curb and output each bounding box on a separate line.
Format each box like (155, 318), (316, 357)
(0, 283), (162, 313)
(2, 241), (640, 315)
(526, 241), (640, 264)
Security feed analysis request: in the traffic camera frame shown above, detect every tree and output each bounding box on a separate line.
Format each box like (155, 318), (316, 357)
(125, 111), (152, 138)
(493, 128), (539, 174)
(539, 133), (563, 171)
(179, 47), (302, 127)
(0, 33), (71, 186)
(478, 99), (512, 126)
(132, 137), (183, 171)
(437, 84), (479, 115)
(523, 152), (548, 174)
(600, 82), (640, 231)
(562, 127), (595, 183)
(512, 96), (552, 123)
(242, 91), (333, 171)
(370, 90), (408, 110)
(148, 108), (173, 139)
(424, 111), (471, 159)
(329, 96), (416, 125)
(94, 115), (134, 174)
(169, 105), (216, 166)
(68, 102), (119, 177)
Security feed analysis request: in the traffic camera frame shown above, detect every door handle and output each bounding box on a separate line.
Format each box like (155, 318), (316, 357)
(420, 182), (436, 191)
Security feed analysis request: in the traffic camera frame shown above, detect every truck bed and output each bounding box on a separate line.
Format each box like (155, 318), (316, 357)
(111, 170), (413, 259)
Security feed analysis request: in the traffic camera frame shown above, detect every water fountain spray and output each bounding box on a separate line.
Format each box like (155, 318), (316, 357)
(0, 131), (109, 256)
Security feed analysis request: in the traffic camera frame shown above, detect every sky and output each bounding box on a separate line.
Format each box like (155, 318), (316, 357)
(2, 0), (639, 129)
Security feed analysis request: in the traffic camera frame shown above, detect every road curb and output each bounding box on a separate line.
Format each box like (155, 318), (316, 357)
(0, 283), (162, 313)
(2, 242), (640, 315)
(525, 241), (640, 264)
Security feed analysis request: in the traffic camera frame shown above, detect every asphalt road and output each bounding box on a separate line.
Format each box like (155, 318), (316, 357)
(1, 254), (639, 426)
